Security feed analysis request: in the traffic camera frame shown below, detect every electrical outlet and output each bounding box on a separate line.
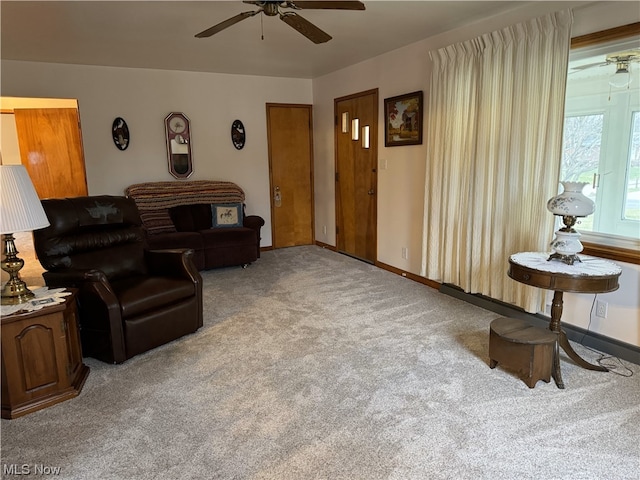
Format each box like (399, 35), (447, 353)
(545, 303), (552, 316)
(322, 225), (327, 236)
(596, 300), (608, 318)
(402, 247), (408, 259)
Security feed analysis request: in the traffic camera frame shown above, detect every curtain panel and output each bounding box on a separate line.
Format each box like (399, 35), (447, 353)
(420, 10), (573, 313)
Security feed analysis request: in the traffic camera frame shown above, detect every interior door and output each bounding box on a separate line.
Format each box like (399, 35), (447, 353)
(266, 103), (314, 248)
(335, 89), (378, 263)
(14, 108), (88, 199)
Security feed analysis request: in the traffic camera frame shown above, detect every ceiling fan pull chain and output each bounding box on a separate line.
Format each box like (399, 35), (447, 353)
(261, 13), (264, 40)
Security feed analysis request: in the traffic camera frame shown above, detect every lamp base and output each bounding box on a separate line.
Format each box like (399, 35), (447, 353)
(1, 281), (35, 305)
(1, 233), (35, 305)
(548, 229), (583, 265)
(547, 251), (582, 266)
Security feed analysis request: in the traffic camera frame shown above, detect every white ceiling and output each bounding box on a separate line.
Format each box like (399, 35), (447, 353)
(2, 0), (584, 79)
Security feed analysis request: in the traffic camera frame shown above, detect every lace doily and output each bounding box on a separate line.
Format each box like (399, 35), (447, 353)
(1, 287), (71, 317)
(510, 252), (622, 276)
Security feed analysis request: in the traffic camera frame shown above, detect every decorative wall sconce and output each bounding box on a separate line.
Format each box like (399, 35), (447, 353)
(362, 125), (370, 149)
(341, 112), (349, 133)
(351, 118), (359, 141)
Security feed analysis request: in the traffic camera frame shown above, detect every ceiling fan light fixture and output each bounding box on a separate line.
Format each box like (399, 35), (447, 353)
(609, 63), (632, 88)
(263, 3), (279, 16)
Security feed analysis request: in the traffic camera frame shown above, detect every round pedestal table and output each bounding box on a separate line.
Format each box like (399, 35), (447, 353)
(508, 252), (621, 388)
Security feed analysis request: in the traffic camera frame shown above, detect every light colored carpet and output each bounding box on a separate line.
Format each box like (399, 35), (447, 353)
(1, 245), (639, 479)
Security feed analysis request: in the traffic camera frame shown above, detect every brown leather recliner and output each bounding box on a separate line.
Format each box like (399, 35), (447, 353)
(33, 195), (203, 364)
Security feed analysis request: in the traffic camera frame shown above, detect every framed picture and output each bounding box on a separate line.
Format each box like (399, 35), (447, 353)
(384, 91), (423, 147)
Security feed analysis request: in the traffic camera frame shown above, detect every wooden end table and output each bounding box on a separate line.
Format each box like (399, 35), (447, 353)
(508, 252), (621, 389)
(1, 289), (90, 419)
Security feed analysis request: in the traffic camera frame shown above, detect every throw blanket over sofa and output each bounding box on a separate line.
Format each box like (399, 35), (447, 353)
(125, 180), (264, 270)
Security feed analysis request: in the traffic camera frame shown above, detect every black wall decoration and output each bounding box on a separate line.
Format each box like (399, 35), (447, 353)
(231, 120), (246, 150)
(112, 117), (130, 150)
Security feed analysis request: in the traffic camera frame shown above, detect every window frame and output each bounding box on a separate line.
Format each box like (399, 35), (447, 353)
(569, 22), (640, 265)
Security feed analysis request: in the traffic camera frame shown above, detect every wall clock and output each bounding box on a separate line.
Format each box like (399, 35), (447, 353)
(164, 112), (193, 178)
(112, 117), (130, 150)
(231, 120), (246, 150)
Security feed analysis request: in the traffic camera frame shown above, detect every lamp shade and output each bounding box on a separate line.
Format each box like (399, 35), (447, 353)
(0, 165), (50, 234)
(546, 181), (595, 217)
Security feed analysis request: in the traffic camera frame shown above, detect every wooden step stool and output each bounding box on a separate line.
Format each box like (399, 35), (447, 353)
(489, 317), (557, 388)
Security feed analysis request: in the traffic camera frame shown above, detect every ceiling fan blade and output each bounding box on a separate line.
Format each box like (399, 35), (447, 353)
(195, 11), (258, 38)
(570, 61), (608, 72)
(280, 12), (332, 44)
(289, 1), (365, 10)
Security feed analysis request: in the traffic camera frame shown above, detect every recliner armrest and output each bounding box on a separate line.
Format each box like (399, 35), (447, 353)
(145, 249), (200, 280)
(145, 248), (203, 329)
(44, 268), (126, 363)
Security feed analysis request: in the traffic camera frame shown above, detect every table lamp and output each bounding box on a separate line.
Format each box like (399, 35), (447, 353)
(1, 165), (50, 305)
(546, 181), (595, 265)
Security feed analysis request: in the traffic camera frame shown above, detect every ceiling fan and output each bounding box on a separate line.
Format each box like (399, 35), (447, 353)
(570, 50), (640, 73)
(195, 1), (366, 44)
(570, 49), (640, 88)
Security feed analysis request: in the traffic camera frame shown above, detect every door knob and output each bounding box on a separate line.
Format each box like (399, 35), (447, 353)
(368, 189), (375, 195)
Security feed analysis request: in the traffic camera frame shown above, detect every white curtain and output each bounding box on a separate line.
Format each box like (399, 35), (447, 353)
(421, 10), (573, 313)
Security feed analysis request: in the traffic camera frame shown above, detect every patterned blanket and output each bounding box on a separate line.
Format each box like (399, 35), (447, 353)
(125, 180), (246, 235)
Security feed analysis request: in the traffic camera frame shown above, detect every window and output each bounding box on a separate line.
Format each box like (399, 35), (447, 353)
(563, 25), (640, 264)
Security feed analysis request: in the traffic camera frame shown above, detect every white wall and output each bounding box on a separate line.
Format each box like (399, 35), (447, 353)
(311, 1), (640, 347)
(1, 62), (313, 246)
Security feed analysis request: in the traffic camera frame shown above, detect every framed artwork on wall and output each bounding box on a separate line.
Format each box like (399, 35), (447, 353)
(384, 91), (423, 147)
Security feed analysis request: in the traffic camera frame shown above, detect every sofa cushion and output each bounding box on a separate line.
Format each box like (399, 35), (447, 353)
(169, 204), (212, 232)
(139, 209), (176, 235)
(112, 275), (195, 319)
(145, 231), (204, 250)
(211, 203), (243, 228)
(200, 227), (256, 246)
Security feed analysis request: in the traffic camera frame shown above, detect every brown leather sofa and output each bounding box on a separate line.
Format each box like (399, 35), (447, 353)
(125, 181), (265, 270)
(33, 195), (203, 364)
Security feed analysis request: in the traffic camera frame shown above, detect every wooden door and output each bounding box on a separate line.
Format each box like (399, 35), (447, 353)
(335, 89), (378, 263)
(14, 108), (88, 199)
(266, 104), (314, 248)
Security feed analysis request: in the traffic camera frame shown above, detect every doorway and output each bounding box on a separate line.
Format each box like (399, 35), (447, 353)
(266, 103), (314, 248)
(334, 89), (378, 263)
(1, 97), (88, 199)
